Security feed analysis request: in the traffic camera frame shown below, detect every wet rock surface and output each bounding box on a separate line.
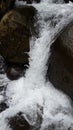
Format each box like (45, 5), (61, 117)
(0, 5), (37, 65)
(0, 3), (37, 80)
(8, 109), (43, 130)
(8, 112), (30, 130)
(6, 64), (25, 80)
(0, 10), (29, 65)
(0, 102), (8, 112)
(47, 22), (73, 101)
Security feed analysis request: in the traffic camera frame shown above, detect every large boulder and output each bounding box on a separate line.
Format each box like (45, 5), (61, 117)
(0, 10), (29, 65)
(0, 6), (36, 65)
(47, 22), (73, 101)
(0, 5), (37, 80)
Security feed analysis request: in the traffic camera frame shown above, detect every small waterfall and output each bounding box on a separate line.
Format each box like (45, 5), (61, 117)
(0, 0), (73, 130)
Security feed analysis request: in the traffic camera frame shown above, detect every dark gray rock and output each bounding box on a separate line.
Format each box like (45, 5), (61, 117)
(0, 10), (29, 65)
(6, 64), (25, 80)
(47, 22), (73, 101)
(8, 112), (30, 130)
(0, 102), (8, 112)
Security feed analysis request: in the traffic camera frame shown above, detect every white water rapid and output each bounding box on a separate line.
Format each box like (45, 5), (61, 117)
(0, 0), (73, 130)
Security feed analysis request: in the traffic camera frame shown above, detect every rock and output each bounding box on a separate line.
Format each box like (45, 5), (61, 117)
(8, 112), (31, 130)
(0, 6), (36, 65)
(0, 86), (4, 92)
(47, 22), (73, 101)
(0, 102), (8, 112)
(0, 0), (15, 19)
(6, 64), (25, 80)
(8, 110), (42, 130)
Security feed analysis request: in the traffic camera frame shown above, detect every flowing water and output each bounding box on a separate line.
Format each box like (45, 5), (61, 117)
(0, 0), (73, 130)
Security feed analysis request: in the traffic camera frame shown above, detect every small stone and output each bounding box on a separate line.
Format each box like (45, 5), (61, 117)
(0, 102), (8, 112)
(6, 64), (25, 80)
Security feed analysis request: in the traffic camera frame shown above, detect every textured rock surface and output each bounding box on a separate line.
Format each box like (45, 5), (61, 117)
(6, 64), (25, 80)
(47, 22), (73, 101)
(0, 10), (29, 65)
(9, 112), (30, 130)
(0, 6), (36, 65)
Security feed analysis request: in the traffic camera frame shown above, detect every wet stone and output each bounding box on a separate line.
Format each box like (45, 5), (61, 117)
(6, 64), (25, 80)
(0, 102), (8, 113)
(9, 112), (30, 130)
(0, 86), (4, 92)
(0, 4), (37, 66)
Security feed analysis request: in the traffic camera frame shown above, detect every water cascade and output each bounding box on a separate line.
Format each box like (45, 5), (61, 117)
(0, 0), (73, 129)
